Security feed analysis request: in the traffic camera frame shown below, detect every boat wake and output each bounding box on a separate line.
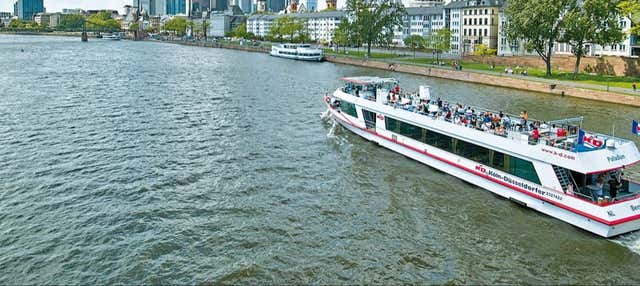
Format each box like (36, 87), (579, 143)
(611, 233), (640, 255)
(326, 121), (338, 139)
(320, 109), (331, 121)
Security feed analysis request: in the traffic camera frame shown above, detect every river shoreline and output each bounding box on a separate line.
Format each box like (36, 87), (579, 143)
(4, 32), (638, 107)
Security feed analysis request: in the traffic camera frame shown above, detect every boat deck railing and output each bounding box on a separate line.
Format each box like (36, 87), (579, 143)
(340, 87), (630, 151)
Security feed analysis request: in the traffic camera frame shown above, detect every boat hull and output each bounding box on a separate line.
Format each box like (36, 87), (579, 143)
(327, 106), (638, 238)
(270, 51), (323, 61)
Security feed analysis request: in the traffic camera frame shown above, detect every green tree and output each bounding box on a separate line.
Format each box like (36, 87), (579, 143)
(333, 19), (351, 52)
(618, 0), (640, 35)
(268, 16), (286, 42)
(233, 22), (248, 38)
(87, 11), (120, 32)
(561, 0), (625, 79)
(268, 16), (306, 42)
(345, 0), (405, 58)
(505, 0), (575, 76)
(202, 20), (208, 40)
(425, 28), (451, 64)
(163, 17), (187, 36)
(472, 43), (497, 63)
(8, 19), (40, 31)
(403, 34), (424, 58)
(129, 23), (140, 32)
(57, 14), (85, 30)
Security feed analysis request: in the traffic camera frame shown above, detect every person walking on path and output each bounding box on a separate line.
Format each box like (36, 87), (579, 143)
(633, 82), (637, 92)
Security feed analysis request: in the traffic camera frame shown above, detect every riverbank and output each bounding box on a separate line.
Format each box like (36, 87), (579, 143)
(0, 31), (84, 37)
(159, 39), (640, 107)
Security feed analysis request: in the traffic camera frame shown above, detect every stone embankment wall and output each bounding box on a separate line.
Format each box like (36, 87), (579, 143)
(166, 40), (270, 53)
(325, 56), (640, 107)
(463, 55), (640, 77)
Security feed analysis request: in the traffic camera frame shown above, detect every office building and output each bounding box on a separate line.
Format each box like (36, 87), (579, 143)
(167, 0), (187, 14)
(13, 0), (44, 20)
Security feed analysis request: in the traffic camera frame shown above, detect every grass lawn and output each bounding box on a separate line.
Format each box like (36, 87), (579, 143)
(401, 57), (639, 90)
(324, 49), (405, 59)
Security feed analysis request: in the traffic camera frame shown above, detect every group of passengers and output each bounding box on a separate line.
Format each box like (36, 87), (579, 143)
(592, 168), (625, 200)
(384, 91), (570, 144)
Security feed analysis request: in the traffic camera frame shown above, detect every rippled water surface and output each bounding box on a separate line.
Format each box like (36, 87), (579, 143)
(1, 35), (640, 284)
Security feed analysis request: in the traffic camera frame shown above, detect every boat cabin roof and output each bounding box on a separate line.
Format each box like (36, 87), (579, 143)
(342, 76), (397, 85)
(282, 43), (312, 48)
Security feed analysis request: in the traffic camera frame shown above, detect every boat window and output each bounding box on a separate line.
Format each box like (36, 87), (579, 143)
(340, 101), (358, 118)
(492, 151), (505, 169)
(456, 139), (491, 165)
(384, 115), (540, 184)
(508, 156), (541, 184)
(385, 116), (401, 133)
(425, 130), (452, 151)
(400, 120), (423, 141)
(385, 117), (427, 142)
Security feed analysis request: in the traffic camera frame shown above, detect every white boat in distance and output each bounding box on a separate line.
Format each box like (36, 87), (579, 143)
(324, 76), (640, 238)
(102, 33), (121, 41)
(270, 43), (323, 61)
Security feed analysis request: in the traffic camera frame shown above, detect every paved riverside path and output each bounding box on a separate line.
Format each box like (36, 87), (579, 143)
(376, 57), (639, 96)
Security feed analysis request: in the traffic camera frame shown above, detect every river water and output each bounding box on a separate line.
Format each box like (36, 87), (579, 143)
(1, 35), (639, 284)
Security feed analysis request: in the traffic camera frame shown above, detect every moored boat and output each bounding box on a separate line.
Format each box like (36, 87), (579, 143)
(324, 76), (640, 238)
(270, 43), (323, 61)
(102, 33), (121, 41)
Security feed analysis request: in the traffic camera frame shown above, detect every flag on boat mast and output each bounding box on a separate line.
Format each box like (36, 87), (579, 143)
(633, 120), (640, 136)
(576, 129), (606, 152)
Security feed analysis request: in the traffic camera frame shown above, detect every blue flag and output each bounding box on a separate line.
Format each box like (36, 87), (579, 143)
(577, 129), (585, 145)
(575, 129), (606, 152)
(633, 120), (640, 135)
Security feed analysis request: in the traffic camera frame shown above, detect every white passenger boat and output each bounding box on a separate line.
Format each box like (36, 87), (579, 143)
(324, 76), (640, 238)
(102, 33), (121, 41)
(270, 43), (323, 61)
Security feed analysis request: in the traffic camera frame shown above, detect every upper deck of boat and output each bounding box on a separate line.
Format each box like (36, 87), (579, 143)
(336, 77), (633, 152)
(275, 43), (319, 50)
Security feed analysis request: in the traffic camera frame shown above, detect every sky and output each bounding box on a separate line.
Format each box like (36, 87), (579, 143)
(1, 0), (129, 13)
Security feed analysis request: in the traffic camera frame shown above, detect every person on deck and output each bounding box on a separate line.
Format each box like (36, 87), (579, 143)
(531, 127), (540, 143)
(595, 175), (605, 199)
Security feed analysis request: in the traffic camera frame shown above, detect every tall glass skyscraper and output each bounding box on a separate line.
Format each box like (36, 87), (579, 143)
(266, 0), (285, 12)
(166, 0), (187, 14)
(190, 0), (211, 12)
(303, 0), (317, 11)
(132, 0), (151, 13)
(212, 0), (228, 11)
(150, 0), (167, 15)
(13, 0), (44, 20)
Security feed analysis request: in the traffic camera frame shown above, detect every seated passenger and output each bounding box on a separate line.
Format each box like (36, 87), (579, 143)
(496, 124), (505, 136)
(531, 127), (540, 143)
(556, 128), (567, 137)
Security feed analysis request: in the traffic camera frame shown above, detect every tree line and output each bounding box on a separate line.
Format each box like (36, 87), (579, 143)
(1, 12), (121, 32)
(502, 0), (639, 77)
(332, 0), (639, 78)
